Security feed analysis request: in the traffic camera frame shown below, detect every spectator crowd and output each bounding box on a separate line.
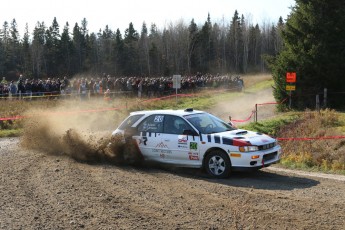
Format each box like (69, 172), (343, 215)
(0, 73), (244, 100)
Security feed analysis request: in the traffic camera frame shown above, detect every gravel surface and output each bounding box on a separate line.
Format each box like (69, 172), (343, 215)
(1, 138), (345, 230)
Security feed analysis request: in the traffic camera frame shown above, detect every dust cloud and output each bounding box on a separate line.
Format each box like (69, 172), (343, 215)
(20, 99), (142, 165)
(211, 87), (276, 124)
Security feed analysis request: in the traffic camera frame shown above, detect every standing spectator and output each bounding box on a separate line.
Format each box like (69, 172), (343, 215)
(17, 76), (25, 99)
(37, 80), (45, 96)
(0, 81), (3, 99)
(31, 79), (39, 98)
(1, 77), (7, 85)
(63, 76), (70, 88)
(60, 81), (66, 98)
(2, 83), (9, 100)
(93, 80), (101, 97)
(24, 79), (32, 100)
(45, 78), (53, 98)
(79, 78), (88, 100)
(89, 78), (95, 97)
(9, 80), (17, 100)
(138, 79), (143, 98)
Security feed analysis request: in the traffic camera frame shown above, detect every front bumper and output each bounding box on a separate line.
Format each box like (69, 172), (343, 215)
(230, 146), (282, 169)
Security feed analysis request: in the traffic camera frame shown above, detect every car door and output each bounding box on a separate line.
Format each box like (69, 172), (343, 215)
(135, 114), (165, 161)
(161, 115), (201, 165)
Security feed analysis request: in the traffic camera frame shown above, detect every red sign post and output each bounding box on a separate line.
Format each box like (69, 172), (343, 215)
(286, 72), (296, 109)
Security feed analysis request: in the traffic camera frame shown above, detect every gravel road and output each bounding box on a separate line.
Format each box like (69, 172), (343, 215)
(1, 137), (344, 230)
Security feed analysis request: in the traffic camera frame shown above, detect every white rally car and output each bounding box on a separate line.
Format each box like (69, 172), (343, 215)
(112, 108), (282, 178)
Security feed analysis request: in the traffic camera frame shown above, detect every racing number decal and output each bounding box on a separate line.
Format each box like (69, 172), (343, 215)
(154, 116), (164, 122)
(190, 142), (197, 150)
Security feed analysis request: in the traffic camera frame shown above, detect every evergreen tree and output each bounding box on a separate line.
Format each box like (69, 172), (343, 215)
(31, 22), (46, 78)
(187, 19), (198, 74)
(45, 17), (60, 76)
(228, 10), (243, 72)
(139, 22), (150, 75)
(148, 23), (161, 75)
(21, 24), (32, 76)
(199, 13), (214, 73)
(271, 0), (345, 109)
(0, 21), (10, 75)
(8, 19), (20, 72)
(60, 22), (73, 75)
(114, 28), (124, 75)
(123, 22), (139, 75)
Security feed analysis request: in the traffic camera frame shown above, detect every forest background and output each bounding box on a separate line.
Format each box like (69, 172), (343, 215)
(0, 11), (282, 79)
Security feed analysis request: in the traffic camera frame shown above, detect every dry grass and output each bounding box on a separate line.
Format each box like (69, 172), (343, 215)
(279, 109), (345, 173)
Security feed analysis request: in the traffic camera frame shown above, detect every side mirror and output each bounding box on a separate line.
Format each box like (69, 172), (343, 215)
(183, 129), (199, 136)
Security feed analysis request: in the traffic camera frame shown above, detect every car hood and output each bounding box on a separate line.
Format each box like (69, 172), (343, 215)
(212, 129), (276, 145)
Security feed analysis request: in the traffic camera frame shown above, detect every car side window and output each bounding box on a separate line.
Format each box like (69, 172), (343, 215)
(137, 115), (164, 133)
(118, 114), (144, 130)
(163, 115), (190, 135)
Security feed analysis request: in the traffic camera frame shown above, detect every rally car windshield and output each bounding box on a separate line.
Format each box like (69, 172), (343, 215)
(184, 113), (236, 134)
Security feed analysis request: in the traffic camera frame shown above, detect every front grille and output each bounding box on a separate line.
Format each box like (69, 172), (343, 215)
(263, 152), (277, 161)
(258, 142), (276, 151)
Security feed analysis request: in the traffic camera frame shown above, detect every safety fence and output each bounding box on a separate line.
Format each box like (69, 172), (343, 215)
(230, 98), (288, 123)
(0, 84), (244, 100)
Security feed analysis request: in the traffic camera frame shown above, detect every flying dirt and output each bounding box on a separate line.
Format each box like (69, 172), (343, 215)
(19, 101), (143, 165)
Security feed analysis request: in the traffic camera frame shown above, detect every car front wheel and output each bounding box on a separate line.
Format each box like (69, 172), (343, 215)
(205, 150), (231, 178)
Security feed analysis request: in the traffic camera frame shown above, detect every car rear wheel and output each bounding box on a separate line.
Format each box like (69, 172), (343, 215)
(205, 150), (231, 178)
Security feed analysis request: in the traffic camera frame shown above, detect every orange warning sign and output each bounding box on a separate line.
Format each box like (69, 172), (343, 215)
(286, 72), (296, 83)
(286, 85), (296, 91)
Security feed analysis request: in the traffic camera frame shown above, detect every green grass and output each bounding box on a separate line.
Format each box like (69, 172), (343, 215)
(245, 79), (274, 93)
(0, 129), (22, 138)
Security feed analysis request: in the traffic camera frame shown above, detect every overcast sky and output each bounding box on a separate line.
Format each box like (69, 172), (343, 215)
(2, 0), (295, 36)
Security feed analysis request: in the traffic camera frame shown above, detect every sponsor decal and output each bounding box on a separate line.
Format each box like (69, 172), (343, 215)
(139, 136), (148, 145)
(189, 155), (199, 160)
(190, 142), (198, 150)
(143, 123), (159, 131)
(156, 142), (168, 148)
(160, 153), (165, 158)
(178, 135), (188, 141)
(188, 152), (199, 160)
(261, 139), (269, 143)
(178, 145), (188, 149)
(153, 149), (172, 154)
(178, 135), (188, 145)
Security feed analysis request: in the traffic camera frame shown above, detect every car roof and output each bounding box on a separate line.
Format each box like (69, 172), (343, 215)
(129, 109), (205, 117)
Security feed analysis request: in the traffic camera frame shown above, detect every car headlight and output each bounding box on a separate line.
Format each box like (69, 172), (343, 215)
(239, 146), (259, 152)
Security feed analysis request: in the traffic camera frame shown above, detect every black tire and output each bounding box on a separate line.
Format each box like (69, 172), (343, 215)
(205, 150), (231, 178)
